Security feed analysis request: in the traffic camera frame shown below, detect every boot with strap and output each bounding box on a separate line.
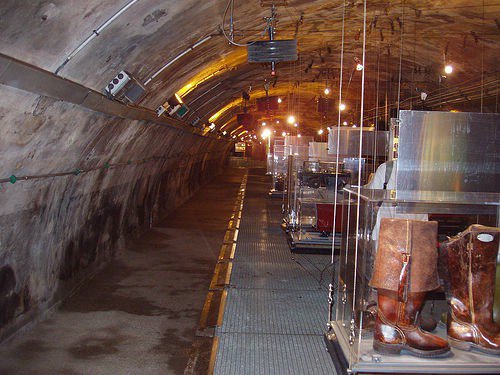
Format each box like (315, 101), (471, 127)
(370, 218), (450, 357)
(443, 224), (500, 355)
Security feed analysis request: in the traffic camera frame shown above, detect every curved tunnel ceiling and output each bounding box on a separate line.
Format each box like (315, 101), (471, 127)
(2, 0), (499, 139)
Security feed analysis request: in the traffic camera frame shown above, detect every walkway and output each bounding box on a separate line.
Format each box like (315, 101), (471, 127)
(0, 168), (245, 374)
(213, 169), (337, 374)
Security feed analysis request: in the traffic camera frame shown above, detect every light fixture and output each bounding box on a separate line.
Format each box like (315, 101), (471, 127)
(261, 121), (267, 126)
(261, 128), (272, 139)
(294, 123), (298, 127)
(277, 97), (282, 103)
(339, 103), (346, 111)
(326, 127), (331, 131)
(297, 134), (302, 138)
(281, 131), (286, 136)
(356, 63), (364, 71)
(287, 115), (296, 124)
(318, 129), (324, 135)
(209, 123), (216, 130)
(175, 93), (183, 104)
(222, 130), (227, 135)
(444, 64), (453, 75)
(324, 87), (330, 95)
(342, 121), (348, 126)
(276, 120), (280, 124)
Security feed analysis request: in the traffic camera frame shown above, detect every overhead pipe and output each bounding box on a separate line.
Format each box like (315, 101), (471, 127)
(143, 35), (213, 86)
(55, 0), (139, 74)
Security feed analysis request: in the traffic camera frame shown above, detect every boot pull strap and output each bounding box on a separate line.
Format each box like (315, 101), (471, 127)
(398, 220), (412, 302)
(398, 253), (411, 301)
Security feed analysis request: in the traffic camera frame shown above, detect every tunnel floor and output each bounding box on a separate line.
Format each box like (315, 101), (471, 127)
(0, 168), (246, 374)
(212, 169), (336, 374)
(0, 167), (337, 374)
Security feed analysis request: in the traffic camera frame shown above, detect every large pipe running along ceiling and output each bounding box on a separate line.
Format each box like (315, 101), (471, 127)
(2, 0), (498, 140)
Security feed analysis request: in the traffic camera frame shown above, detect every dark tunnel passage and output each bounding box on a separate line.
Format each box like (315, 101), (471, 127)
(1, 0), (499, 374)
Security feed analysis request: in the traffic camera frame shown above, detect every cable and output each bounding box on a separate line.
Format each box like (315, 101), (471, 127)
(396, 0), (406, 117)
(221, 0), (271, 47)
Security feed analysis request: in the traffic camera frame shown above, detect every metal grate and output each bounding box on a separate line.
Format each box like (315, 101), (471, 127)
(215, 333), (335, 375)
(219, 289), (326, 335)
(214, 170), (337, 374)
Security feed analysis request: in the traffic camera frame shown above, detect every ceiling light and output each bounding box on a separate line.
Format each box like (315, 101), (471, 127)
(261, 128), (272, 139)
(294, 123), (298, 127)
(175, 93), (183, 104)
(444, 64), (453, 75)
(261, 122), (267, 126)
(287, 115), (296, 124)
(222, 130), (227, 135)
(339, 103), (346, 111)
(318, 129), (324, 135)
(281, 131), (286, 136)
(276, 120), (280, 124)
(342, 121), (348, 126)
(277, 97), (282, 103)
(324, 88), (330, 95)
(297, 134), (301, 138)
(356, 63), (364, 71)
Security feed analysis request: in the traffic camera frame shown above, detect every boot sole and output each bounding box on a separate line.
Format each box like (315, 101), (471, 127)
(448, 336), (500, 356)
(374, 341), (452, 358)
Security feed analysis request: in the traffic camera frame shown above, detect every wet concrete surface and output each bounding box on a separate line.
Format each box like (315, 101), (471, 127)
(0, 168), (246, 374)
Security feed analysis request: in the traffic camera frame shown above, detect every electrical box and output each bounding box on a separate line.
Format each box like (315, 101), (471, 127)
(175, 104), (189, 119)
(105, 70), (146, 104)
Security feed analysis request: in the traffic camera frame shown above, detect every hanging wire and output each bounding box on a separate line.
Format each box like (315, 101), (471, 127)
(480, 0), (485, 112)
(331, 0), (347, 266)
(327, 0), (347, 329)
(373, 42), (381, 174)
(352, 0), (368, 349)
(221, 0), (272, 47)
(396, 0), (406, 117)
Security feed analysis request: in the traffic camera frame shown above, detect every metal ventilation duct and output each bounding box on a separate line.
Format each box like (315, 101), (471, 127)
(247, 40), (297, 63)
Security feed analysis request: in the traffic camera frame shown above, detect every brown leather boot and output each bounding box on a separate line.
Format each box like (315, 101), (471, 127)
(443, 224), (500, 355)
(371, 218), (450, 357)
(375, 290), (450, 357)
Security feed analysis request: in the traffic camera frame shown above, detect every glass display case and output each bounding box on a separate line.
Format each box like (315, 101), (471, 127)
(269, 142), (287, 197)
(325, 187), (500, 374)
(285, 159), (352, 251)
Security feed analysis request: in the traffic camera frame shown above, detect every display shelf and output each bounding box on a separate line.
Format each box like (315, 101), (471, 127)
(327, 188), (500, 374)
(328, 322), (500, 374)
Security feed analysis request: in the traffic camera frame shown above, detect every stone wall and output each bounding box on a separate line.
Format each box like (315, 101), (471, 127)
(0, 84), (231, 340)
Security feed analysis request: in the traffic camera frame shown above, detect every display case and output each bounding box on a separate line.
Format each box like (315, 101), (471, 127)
(269, 142), (287, 197)
(325, 187), (500, 374)
(285, 159), (351, 251)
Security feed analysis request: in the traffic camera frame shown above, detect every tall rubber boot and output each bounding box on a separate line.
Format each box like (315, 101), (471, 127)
(443, 224), (500, 355)
(370, 218), (450, 357)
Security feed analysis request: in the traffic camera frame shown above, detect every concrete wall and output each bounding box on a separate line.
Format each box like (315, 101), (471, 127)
(0, 83), (231, 340)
